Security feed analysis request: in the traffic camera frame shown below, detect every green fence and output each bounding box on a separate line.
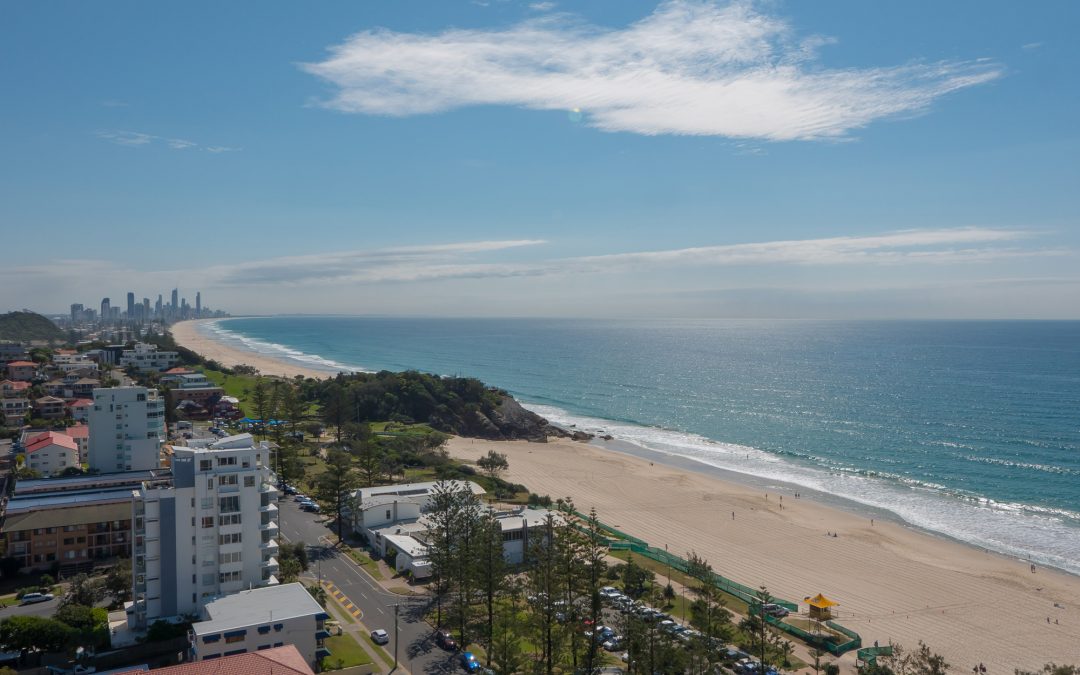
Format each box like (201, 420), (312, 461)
(857, 645), (893, 665)
(565, 508), (862, 656)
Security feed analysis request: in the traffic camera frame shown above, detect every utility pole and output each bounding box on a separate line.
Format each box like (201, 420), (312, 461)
(387, 602), (400, 671)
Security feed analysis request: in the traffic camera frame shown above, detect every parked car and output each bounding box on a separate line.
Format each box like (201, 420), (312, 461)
(19, 592), (54, 605)
(762, 603), (789, 618)
(370, 628), (389, 645)
(459, 652), (480, 672)
(435, 628), (458, 650)
(602, 636), (624, 651)
(301, 502), (321, 513)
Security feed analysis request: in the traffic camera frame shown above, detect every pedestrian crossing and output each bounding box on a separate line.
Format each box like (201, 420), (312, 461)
(322, 580), (363, 619)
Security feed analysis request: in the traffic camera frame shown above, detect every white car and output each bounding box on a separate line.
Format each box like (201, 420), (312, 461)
(19, 592), (54, 605)
(370, 628), (389, 645)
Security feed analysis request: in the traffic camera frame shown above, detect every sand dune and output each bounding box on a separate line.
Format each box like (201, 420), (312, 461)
(447, 437), (1080, 671)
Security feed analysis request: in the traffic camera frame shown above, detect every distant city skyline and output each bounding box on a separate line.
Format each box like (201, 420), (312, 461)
(2, 1), (1078, 318)
(66, 287), (220, 324)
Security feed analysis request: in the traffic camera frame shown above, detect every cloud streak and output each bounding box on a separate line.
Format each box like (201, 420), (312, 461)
(96, 130), (240, 153)
(200, 227), (1054, 287)
(302, 0), (1001, 141)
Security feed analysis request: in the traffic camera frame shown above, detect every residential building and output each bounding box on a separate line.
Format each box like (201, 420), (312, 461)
(1, 397), (28, 426)
(0, 343), (29, 364)
(67, 398), (94, 422)
(0, 489), (133, 573)
(34, 395), (67, 420)
(89, 387), (165, 473)
(0, 379), (30, 396)
(24, 431), (79, 476)
(120, 343), (179, 372)
(65, 424), (89, 461)
(111, 645), (314, 675)
(128, 434), (279, 630)
(6, 361), (36, 382)
(189, 583), (329, 669)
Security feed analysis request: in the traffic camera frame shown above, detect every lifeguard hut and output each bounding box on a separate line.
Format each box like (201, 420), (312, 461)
(805, 593), (839, 621)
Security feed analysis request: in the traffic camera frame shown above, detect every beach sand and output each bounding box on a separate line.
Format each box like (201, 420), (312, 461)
(172, 320), (1079, 669)
(447, 436), (1080, 671)
(171, 319), (335, 380)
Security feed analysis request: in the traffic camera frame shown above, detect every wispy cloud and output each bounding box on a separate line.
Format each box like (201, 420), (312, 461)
(203, 227), (1055, 287)
(95, 130), (241, 153)
(302, 0), (1001, 141)
(529, 2), (556, 10)
(1022, 42), (1043, 50)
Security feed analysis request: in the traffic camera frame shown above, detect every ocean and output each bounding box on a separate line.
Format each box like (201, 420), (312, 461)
(201, 317), (1080, 574)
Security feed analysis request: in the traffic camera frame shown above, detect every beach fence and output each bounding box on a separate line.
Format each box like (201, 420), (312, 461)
(857, 644), (894, 666)
(565, 508), (862, 656)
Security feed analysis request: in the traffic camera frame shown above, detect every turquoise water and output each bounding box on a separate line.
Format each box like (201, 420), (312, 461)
(203, 317), (1080, 573)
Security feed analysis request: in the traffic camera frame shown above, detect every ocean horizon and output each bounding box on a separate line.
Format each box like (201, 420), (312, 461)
(197, 316), (1080, 575)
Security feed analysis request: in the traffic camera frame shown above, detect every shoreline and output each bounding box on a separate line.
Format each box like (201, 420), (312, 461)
(172, 317), (1080, 667)
(171, 319), (340, 380)
(446, 436), (1080, 669)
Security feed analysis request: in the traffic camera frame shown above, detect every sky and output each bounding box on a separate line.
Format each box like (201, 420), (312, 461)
(1, 0), (1079, 319)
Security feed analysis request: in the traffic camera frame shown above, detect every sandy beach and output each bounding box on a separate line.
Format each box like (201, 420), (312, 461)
(447, 436), (1080, 670)
(171, 319), (335, 380)
(173, 320), (1080, 669)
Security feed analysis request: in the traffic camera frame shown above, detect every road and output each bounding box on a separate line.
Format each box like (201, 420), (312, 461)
(277, 499), (462, 674)
(0, 596), (60, 620)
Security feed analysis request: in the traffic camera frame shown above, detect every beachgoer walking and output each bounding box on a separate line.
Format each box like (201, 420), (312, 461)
(732, 511), (735, 520)
(871, 518), (874, 526)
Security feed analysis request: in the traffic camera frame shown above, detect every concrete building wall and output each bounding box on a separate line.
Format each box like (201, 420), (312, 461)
(89, 387), (165, 473)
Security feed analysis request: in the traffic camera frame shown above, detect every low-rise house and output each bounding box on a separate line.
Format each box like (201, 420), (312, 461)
(0, 379), (30, 396)
(24, 431), (79, 475)
(6, 361), (36, 381)
(1, 397), (28, 426)
(66, 398), (94, 422)
(34, 395), (67, 420)
(189, 583), (330, 669)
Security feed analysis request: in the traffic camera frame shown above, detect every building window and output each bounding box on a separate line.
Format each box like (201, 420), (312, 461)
(219, 532), (242, 545)
(200, 460), (212, 471)
(202, 517), (215, 529)
(219, 571), (242, 584)
(219, 496), (240, 513)
(217, 456), (237, 467)
(219, 551), (242, 564)
(220, 474), (238, 486)
(220, 513), (242, 526)
(244, 476), (255, 487)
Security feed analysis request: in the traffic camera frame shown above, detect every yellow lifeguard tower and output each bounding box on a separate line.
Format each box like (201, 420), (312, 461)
(804, 593), (839, 621)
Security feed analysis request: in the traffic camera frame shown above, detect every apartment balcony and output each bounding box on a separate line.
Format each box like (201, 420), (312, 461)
(263, 557), (279, 572)
(260, 538), (279, 554)
(259, 521), (279, 532)
(259, 503), (278, 514)
(259, 482), (278, 494)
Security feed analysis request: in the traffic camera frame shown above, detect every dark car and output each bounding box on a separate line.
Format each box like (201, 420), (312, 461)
(435, 629), (457, 650)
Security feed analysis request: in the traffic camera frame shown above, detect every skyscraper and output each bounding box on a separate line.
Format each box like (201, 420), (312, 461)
(127, 292), (135, 318)
(70, 303), (84, 323)
(195, 292), (201, 317)
(143, 298), (151, 320)
(101, 297), (111, 319)
(155, 295), (163, 318)
(171, 288), (179, 311)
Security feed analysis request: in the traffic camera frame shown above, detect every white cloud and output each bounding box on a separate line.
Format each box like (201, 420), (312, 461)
(529, 2), (556, 10)
(302, 0), (1001, 141)
(96, 130), (240, 153)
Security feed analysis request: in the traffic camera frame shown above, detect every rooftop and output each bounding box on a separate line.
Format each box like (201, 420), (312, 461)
(113, 645), (313, 675)
(193, 583), (325, 635)
(25, 431), (77, 453)
(5, 488), (135, 513)
(354, 479), (486, 501)
(14, 469), (164, 495)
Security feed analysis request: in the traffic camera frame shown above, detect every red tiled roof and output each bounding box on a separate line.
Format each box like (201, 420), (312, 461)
(1, 380), (30, 390)
(25, 431), (78, 454)
(7, 361), (35, 367)
(65, 425), (89, 439)
(67, 398), (94, 408)
(164, 367), (195, 374)
(113, 646), (314, 675)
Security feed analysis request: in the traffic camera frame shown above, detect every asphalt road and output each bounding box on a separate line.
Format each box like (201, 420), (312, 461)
(277, 499), (463, 674)
(0, 596), (60, 620)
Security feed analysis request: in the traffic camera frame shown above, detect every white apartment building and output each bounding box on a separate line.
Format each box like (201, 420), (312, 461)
(189, 583), (330, 668)
(88, 387), (165, 473)
(120, 343), (179, 373)
(128, 434), (279, 630)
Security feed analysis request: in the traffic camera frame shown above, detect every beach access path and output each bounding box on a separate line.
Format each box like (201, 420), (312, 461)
(446, 436), (1080, 671)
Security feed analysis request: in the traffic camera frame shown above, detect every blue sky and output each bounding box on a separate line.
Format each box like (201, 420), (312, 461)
(2, 0), (1078, 318)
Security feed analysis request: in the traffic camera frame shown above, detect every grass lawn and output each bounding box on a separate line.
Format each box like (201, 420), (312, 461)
(344, 546), (385, 581)
(320, 633), (373, 670)
(607, 549), (751, 616)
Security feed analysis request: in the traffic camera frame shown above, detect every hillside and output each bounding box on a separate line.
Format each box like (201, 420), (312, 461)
(0, 311), (64, 343)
